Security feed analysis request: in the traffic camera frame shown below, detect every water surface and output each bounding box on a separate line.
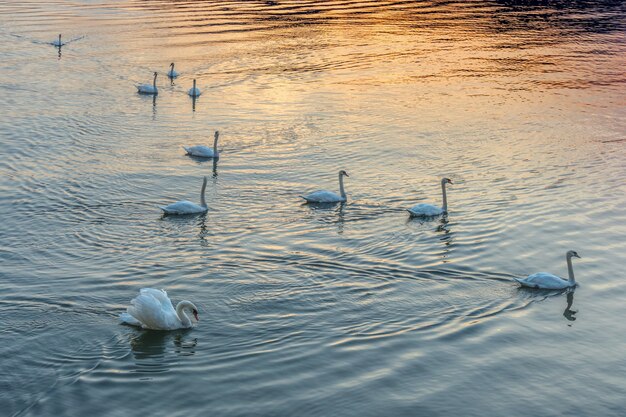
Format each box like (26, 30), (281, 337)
(1, 1), (625, 416)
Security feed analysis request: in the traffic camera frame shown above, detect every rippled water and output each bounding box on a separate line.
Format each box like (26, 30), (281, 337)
(1, 1), (625, 416)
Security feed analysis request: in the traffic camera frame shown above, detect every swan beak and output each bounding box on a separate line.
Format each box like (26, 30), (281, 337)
(575, 254), (581, 259)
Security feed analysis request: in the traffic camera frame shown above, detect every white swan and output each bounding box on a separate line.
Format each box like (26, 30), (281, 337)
(167, 62), (179, 78)
(51, 34), (63, 47)
(301, 170), (349, 203)
(514, 250), (581, 289)
(137, 72), (158, 95)
(183, 131), (220, 158)
(159, 176), (208, 215)
(407, 178), (452, 217)
(188, 79), (201, 97)
(120, 288), (199, 330)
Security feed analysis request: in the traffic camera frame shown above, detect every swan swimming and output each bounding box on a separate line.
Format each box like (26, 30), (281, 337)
(183, 131), (220, 159)
(407, 178), (452, 217)
(167, 62), (179, 78)
(137, 72), (158, 95)
(159, 176), (208, 215)
(120, 288), (199, 330)
(51, 34), (63, 47)
(188, 79), (201, 97)
(514, 250), (581, 289)
(301, 170), (350, 203)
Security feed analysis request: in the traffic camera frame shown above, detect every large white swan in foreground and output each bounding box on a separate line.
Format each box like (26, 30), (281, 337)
(188, 79), (201, 97)
(120, 288), (199, 330)
(137, 72), (158, 95)
(407, 177), (452, 217)
(159, 176), (208, 215)
(301, 170), (349, 203)
(167, 62), (179, 78)
(514, 250), (581, 289)
(183, 131), (220, 158)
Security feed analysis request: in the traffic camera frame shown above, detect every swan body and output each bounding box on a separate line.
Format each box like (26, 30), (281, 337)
(167, 62), (179, 78)
(188, 79), (201, 97)
(515, 250), (581, 289)
(51, 34), (63, 47)
(160, 176), (208, 215)
(120, 288), (199, 330)
(184, 131), (220, 158)
(137, 72), (158, 95)
(301, 170), (349, 203)
(407, 178), (452, 217)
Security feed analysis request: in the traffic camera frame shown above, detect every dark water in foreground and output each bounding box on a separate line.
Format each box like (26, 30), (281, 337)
(1, 1), (625, 416)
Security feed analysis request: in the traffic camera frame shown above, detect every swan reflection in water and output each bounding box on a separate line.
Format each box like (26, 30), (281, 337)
(563, 290), (577, 322)
(129, 329), (198, 361)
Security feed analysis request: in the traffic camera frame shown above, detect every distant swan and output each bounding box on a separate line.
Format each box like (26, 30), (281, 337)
(159, 176), (208, 215)
(514, 250), (581, 289)
(167, 62), (179, 78)
(51, 34), (63, 47)
(301, 170), (349, 203)
(120, 288), (199, 330)
(137, 72), (158, 95)
(407, 178), (452, 217)
(188, 79), (201, 97)
(183, 131), (220, 159)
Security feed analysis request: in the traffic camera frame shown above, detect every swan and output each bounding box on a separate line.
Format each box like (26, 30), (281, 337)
(159, 176), (208, 215)
(514, 250), (581, 289)
(407, 178), (452, 217)
(120, 288), (199, 330)
(137, 72), (158, 95)
(167, 62), (179, 78)
(183, 131), (220, 159)
(301, 170), (349, 203)
(188, 79), (201, 97)
(51, 34), (63, 47)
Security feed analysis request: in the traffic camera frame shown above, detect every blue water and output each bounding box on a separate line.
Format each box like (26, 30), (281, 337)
(1, 1), (625, 416)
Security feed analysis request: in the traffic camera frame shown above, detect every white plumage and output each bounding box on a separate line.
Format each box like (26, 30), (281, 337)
(514, 250), (581, 289)
(301, 170), (349, 203)
(160, 176), (209, 215)
(188, 79), (201, 97)
(184, 131), (220, 158)
(137, 72), (158, 95)
(167, 62), (179, 78)
(120, 288), (199, 330)
(407, 178), (452, 217)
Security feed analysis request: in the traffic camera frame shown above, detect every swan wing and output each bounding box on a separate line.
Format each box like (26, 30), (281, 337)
(137, 84), (157, 94)
(407, 203), (443, 217)
(302, 190), (344, 203)
(160, 200), (207, 215)
(119, 312), (143, 327)
(516, 273), (571, 289)
(167, 70), (179, 78)
(126, 290), (181, 330)
(184, 145), (214, 157)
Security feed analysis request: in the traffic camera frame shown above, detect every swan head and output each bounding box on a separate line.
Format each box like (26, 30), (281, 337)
(170, 62), (174, 68)
(339, 170), (349, 178)
(442, 177), (453, 185)
(177, 301), (200, 322)
(214, 131), (219, 140)
(567, 250), (581, 259)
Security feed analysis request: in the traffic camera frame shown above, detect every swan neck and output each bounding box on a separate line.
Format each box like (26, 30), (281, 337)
(213, 132), (219, 154)
(200, 177), (207, 207)
(339, 173), (346, 200)
(153, 73), (157, 88)
(441, 181), (448, 212)
(175, 301), (192, 328)
(193, 79), (196, 89)
(566, 254), (575, 283)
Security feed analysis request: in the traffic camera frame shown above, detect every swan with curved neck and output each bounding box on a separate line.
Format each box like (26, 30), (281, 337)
(514, 250), (581, 289)
(159, 176), (208, 215)
(183, 131), (220, 158)
(120, 288), (199, 330)
(188, 79), (201, 97)
(167, 62), (179, 78)
(407, 177), (452, 217)
(137, 72), (158, 95)
(301, 170), (349, 203)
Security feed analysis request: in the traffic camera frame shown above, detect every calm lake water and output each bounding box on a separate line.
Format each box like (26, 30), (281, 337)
(1, 1), (625, 416)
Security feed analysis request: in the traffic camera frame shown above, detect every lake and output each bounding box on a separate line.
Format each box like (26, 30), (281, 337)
(1, 1), (625, 416)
